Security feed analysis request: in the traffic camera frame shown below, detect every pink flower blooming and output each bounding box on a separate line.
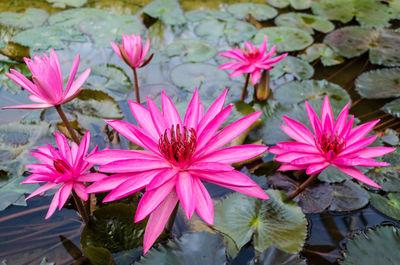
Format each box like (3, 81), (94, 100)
(218, 36), (288, 84)
(3, 50), (91, 109)
(86, 89), (269, 253)
(22, 131), (105, 219)
(110, 34), (153, 69)
(269, 96), (396, 188)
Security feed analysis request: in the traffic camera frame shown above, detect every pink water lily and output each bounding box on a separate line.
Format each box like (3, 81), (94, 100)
(22, 131), (105, 219)
(218, 36), (288, 85)
(269, 96), (396, 188)
(3, 50), (91, 109)
(86, 89), (269, 253)
(110, 34), (153, 69)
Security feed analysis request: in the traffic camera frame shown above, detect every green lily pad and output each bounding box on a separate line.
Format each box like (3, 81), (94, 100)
(382, 98), (400, 119)
(170, 62), (228, 90)
(64, 89), (123, 119)
(381, 129), (399, 146)
(0, 60), (31, 94)
(0, 176), (39, 210)
(275, 13), (334, 35)
(267, 0), (312, 10)
(47, 0), (87, 8)
(300, 43), (345, 66)
(324, 27), (400, 66)
(225, 20), (257, 44)
(340, 225), (400, 265)
(212, 189), (307, 253)
(227, 3), (278, 21)
(274, 79), (350, 108)
(13, 26), (86, 50)
(194, 19), (225, 41)
(254, 27), (313, 52)
(166, 39), (217, 62)
(370, 193), (400, 221)
(49, 8), (145, 47)
(82, 246), (115, 265)
(86, 64), (132, 101)
(329, 181), (370, 211)
(0, 8), (49, 29)
(270, 56), (314, 80)
(112, 247), (142, 265)
(81, 203), (146, 253)
(355, 68), (400, 99)
(137, 232), (226, 265)
(318, 166), (351, 183)
(142, 0), (186, 25)
(185, 10), (234, 22)
(249, 246), (307, 265)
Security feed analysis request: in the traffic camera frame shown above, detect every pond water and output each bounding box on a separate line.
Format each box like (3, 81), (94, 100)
(1, 0), (400, 264)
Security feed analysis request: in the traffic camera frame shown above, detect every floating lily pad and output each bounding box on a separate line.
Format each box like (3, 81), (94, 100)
(300, 43), (345, 66)
(47, 0), (87, 8)
(82, 246), (114, 265)
(0, 8), (49, 29)
(213, 189), (307, 253)
(166, 39), (217, 62)
(355, 68), (400, 99)
(318, 166), (351, 183)
(86, 64), (132, 101)
(382, 98), (400, 119)
(329, 181), (369, 211)
(81, 204), (146, 253)
(112, 247), (142, 265)
(185, 10), (234, 22)
(370, 193), (400, 221)
(0, 60), (31, 94)
(324, 27), (400, 66)
(0, 176), (39, 210)
(270, 56), (314, 80)
(137, 232), (226, 265)
(170, 62), (228, 90)
(225, 20), (257, 44)
(13, 26), (86, 50)
(267, 0), (312, 10)
(340, 225), (400, 265)
(249, 246), (307, 265)
(194, 19), (225, 41)
(227, 3), (278, 21)
(268, 173), (333, 214)
(64, 89), (123, 119)
(275, 13), (334, 34)
(49, 8), (145, 47)
(274, 79), (350, 109)
(142, 0), (186, 25)
(381, 129), (399, 146)
(254, 27), (313, 52)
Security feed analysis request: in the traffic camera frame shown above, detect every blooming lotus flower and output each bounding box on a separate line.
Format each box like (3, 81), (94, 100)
(3, 50), (91, 109)
(22, 131), (105, 219)
(110, 34), (153, 69)
(218, 36), (288, 84)
(86, 89), (269, 253)
(269, 96), (396, 188)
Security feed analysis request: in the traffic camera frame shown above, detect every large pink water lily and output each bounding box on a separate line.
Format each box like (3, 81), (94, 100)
(3, 50), (91, 109)
(110, 34), (153, 69)
(218, 36), (288, 84)
(86, 89), (269, 253)
(269, 96), (396, 188)
(22, 131), (105, 219)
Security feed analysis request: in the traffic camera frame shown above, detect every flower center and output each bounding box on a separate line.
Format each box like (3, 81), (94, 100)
(158, 125), (197, 166)
(318, 133), (345, 159)
(53, 159), (71, 174)
(245, 49), (260, 60)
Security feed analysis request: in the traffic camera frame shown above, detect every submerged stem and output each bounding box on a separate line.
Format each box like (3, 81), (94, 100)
(241, 73), (250, 102)
(165, 203), (179, 236)
(72, 191), (89, 225)
(132, 68), (140, 103)
(288, 174), (318, 199)
(55, 105), (80, 144)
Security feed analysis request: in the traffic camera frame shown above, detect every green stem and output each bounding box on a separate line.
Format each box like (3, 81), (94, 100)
(240, 73), (250, 102)
(55, 105), (80, 144)
(132, 68), (140, 103)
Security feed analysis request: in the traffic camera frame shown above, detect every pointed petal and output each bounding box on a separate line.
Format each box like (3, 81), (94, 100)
(146, 168), (178, 191)
(346, 119), (380, 146)
(75, 173), (106, 182)
(176, 171), (195, 219)
(64, 68), (91, 100)
(251, 69), (261, 84)
(45, 188), (61, 219)
(147, 97), (168, 135)
(320, 96), (334, 130)
(25, 183), (59, 200)
(305, 162), (330, 175)
(58, 183), (73, 210)
(354, 147), (396, 158)
(86, 173), (135, 193)
(183, 88), (200, 130)
(161, 91), (182, 129)
(193, 177), (213, 225)
(305, 101), (322, 136)
(188, 162), (234, 172)
(86, 149), (158, 165)
(129, 101), (159, 140)
(218, 182), (269, 200)
(104, 120), (143, 146)
(55, 132), (72, 164)
(196, 144), (268, 164)
(2, 103), (53, 109)
(64, 54), (80, 97)
(282, 116), (316, 145)
(99, 159), (170, 173)
(197, 88), (228, 135)
(291, 155), (326, 165)
(338, 135), (378, 157)
(332, 165), (381, 188)
(276, 142), (319, 154)
(195, 170), (259, 187)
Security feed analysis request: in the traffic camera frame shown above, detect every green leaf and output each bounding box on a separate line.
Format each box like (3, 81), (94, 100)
(0, 8), (49, 29)
(170, 62), (228, 90)
(270, 56), (314, 80)
(224, 20), (257, 44)
(318, 165), (351, 183)
(142, 0), (186, 25)
(329, 181), (369, 211)
(47, 0), (87, 8)
(185, 10), (234, 22)
(13, 26), (86, 50)
(249, 246), (307, 265)
(194, 19), (225, 41)
(382, 98), (400, 118)
(0, 176), (39, 211)
(370, 193), (400, 221)
(81, 203), (146, 253)
(112, 247), (142, 265)
(267, 0), (312, 10)
(137, 232), (227, 265)
(275, 13), (334, 34)
(64, 89), (123, 119)
(340, 225), (400, 265)
(300, 43), (344, 66)
(212, 189), (307, 253)
(381, 129), (399, 146)
(267, 0), (289, 8)
(0, 60), (31, 94)
(166, 39), (217, 62)
(355, 68), (400, 99)
(254, 27), (313, 52)
(82, 246), (115, 265)
(227, 3), (278, 21)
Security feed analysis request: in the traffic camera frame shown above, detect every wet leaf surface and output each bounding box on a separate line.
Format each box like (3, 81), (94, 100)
(227, 3), (278, 21)
(249, 246), (307, 265)
(369, 192), (400, 221)
(300, 43), (344, 66)
(366, 149), (400, 192)
(47, 0), (87, 8)
(355, 68), (400, 99)
(270, 56), (314, 80)
(142, 0), (186, 25)
(0, 8), (49, 29)
(166, 39), (217, 62)
(382, 98), (400, 119)
(0, 60), (31, 94)
(0, 176), (39, 211)
(267, 0), (312, 10)
(275, 13), (334, 34)
(329, 181), (369, 212)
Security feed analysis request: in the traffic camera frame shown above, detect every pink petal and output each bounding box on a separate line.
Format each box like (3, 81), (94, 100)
(218, 61), (242, 70)
(110, 41), (122, 58)
(146, 97), (169, 135)
(333, 103), (350, 136)
(320, 96), (334, 131)
(217, 182), (269, 200)
(29, 150), (54, 165)
(45, 188), (61, 219)
(276, 142), (319, 154)
(258, 36), (268, 55)
(291, 155), (326, 165)
(21, 174), (55, 184)
(305, 101), (322, 137)
(86, 149), (158, 165)
(346, 119), (380, 146)
(183, 88), (200, 130)
(129, 101), (159, 140)
(195, 170), (258, 187)
(282, 116), (315, 145)
(161, 90), (182, 130)
(197, 88), (228, 135)
(219, 50), (246, 61)
(332, 165), (381, 188)
(104, 120), (143, 146)
(64, 54), (80, 97)
(64, 68), (91, 100)
(146, 168), (178, 191)
(251, 69), (261, 84)
(25, 182), (59, 200)
(55, 132), (72, 164)
(193, 177), (214, 225)
(188, 162), (234, 172)
(264, 53), (287, 64)
(75, 173), (106, 182)
(58, 183), (73, 210)
(275, 152), (311, 163)
(73, 183), (88, 200)
(332, 157), (389, 167)
(86, 173), (136, 193)
(338, 135), (378, 157)
(176, 171), (195, 219)
(353, 147), (396, 158)
(305, 162), (330, 175)
(2, 103), (53, 109)
(278, 164), (307, 171)
(99, 159), (170, 173)
(6, 71), (38, 96)
(196, 144), (268, 164)
(264, 45), (277, 60)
